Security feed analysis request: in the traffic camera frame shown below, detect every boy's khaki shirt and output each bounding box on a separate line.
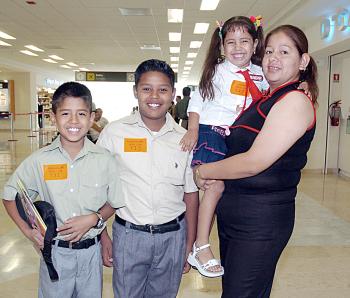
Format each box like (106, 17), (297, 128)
(98, 112), (198, 226)
(4, 137), (124, 240)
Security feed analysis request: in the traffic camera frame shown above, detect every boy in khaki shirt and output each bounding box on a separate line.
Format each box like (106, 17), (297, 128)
(97, 59), (199, 298)
(3, 82), (124, 298)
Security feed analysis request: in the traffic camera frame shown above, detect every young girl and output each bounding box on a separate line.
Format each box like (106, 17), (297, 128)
(181, 16), (268, 278)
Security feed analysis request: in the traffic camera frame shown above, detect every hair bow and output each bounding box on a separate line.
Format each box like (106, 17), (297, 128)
(216, 20), (224, 39)
(250, 15), (263, 29)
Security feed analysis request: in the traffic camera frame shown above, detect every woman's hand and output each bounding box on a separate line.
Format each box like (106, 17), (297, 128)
(180, 129), (198, 152)
(193, 166), (216, 190)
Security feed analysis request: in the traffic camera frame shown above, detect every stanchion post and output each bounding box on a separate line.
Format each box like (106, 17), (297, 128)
(28, 112), (36, 137)
(8, 112), (18, 142)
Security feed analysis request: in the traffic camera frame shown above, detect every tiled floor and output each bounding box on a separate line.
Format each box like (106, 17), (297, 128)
(1, 130), (350, 297)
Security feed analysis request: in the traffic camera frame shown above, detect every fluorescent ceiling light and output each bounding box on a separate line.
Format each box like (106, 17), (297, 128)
(79, 67), (89, 71)
(0, 40), (12, 46)
(194, 23), (210, 34)
(43, 58), (58, 63)
(170, 57), (179, 62)
(0, 31), (16, 39)
(171, 64), (178, 68)
(185, 60), (194, 65)
(170, 47), (180, 54)
(200, 0), (220, 10)
(140, 44), (161, 50)
(169, 32), (181, 42)
(60, 65), (71, 69)
(25, 45), (44, 52)
(49, 55), (64, 60)
(168, 9), (183, 23)
(119, 8), (152, 16)
(187, 52), (197, 58)
(184, 66), (191, 70)
(183, 71), (190, 75)
(20, 50), (38, 56)
(67, 62), (78, 67)
(190, 41), (202, 48)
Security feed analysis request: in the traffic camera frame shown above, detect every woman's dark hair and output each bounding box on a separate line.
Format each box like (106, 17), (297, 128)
(199, 16), (264, 100)
(134, 59), (175, 89)
(265, 25), (318, 103)
(52, 82), (92, 113)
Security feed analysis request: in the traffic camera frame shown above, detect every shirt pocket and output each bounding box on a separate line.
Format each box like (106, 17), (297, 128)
(80, 174), (109, 211)
(160, 152), (187, 186)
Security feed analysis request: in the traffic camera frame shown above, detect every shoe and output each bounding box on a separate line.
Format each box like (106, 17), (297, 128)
(187, 243), (224, 278)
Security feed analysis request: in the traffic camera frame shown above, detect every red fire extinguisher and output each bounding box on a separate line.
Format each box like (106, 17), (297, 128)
(329, 100), (341, 126)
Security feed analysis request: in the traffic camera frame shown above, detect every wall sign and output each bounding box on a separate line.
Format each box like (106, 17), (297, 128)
(333, 73), (340, 82)
(321, 8), (350, 39)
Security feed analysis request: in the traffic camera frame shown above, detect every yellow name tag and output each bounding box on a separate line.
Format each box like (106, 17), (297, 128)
(230, 80), (249, 96)
(43, 164), (68, 180)
(124, 138), (147, 152)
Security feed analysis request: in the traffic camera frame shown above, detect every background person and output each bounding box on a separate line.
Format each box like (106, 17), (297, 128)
(89, 107), (109, 143)
(194, 24), (318, 297)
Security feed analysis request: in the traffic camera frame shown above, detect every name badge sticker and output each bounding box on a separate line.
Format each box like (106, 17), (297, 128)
(44, 164), (68, 180)
(230, 80), (249, 96)
(124, 138), (147, 152)
(250, 74), (263, 82)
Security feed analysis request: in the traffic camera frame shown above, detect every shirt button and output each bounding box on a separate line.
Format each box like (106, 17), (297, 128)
(70, 188), (74, 192)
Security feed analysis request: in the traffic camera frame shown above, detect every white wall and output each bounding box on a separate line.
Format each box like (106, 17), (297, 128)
(338, 56), (350, 176)
(0, 72), (32, 130)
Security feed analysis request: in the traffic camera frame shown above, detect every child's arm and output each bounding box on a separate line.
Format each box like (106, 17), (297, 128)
(179, 112), (200, 152)
(100, 228), (113, 267)
(2, 199), (44, 249)
(182, 191), (199, 273)
(57, 203), (115, 242)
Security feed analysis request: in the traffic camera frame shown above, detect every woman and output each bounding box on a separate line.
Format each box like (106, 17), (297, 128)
(194, 25), (318, 297)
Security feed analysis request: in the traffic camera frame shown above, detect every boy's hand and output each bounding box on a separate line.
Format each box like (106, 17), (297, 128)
(183, 246), (192, 274)
(57, 214), (97, 242)
(24, 226), (44, 250)
(180, 129), (198, 152)
(100, 229), (113, 267)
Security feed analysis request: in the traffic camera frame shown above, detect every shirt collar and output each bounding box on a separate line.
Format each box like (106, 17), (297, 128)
(223, 59), (253, 73)
(43, 135), (102, 155)
(122, 111), (183, 135)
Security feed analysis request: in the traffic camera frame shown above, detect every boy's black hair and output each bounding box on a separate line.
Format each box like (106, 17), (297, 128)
(134, 59), (175, 89)
(182, 87), (191, 96)
(52, 82), (92, 113)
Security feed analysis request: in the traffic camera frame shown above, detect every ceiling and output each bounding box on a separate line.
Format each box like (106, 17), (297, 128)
(0, 0), (348, 84)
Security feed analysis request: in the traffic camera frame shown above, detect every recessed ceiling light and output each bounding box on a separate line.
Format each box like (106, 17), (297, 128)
(185, 61), (194, 65)
(67, 62), (78, 67)
(200, 0), (220, 10)
(79, 67), (89, 71)
(187, 52), (197, 58)
(170, 47), (180, 54)
(194, 23), (210, 34)
(119, 8), (152, 16)
(184, 66), (191, 70)
(167, 9), (183, 23)
(170, 57), (179, 62)
(0, 40), (12, 47)
(0, 31), (16, 40)
(43, 58), (57, 63)
(20, 50), (38, 56)
(169, 32), (181, 42)
(25, 45), (44, 52)
(140, 44), (161, 50)
(49, 55), (64, 60)
(190, 41), (202, 48)
(60, 65), (71, 69)
(171, 64), (178, 68)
